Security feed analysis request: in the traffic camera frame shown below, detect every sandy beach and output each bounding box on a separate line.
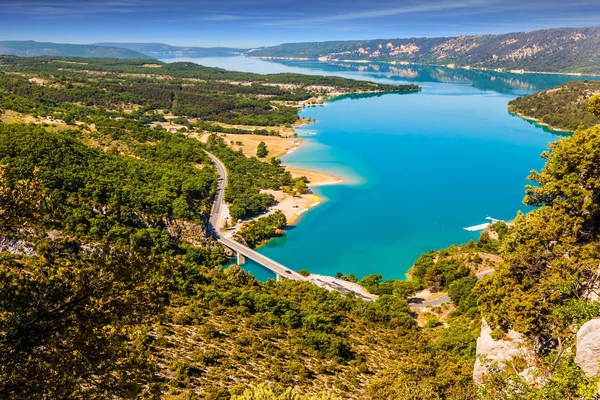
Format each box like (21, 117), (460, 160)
(197, 120), (344, 229)
(221, 133), (343, 186)
(223, 133), (303, 159)
(287, 166), (343, 186)
(260, 189), (322, 226)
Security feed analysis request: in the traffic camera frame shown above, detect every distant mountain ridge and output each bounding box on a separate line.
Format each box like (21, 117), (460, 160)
(0, 40), (150, 59)
(249, 26), (600, 74)
(95, 42), (244, 58)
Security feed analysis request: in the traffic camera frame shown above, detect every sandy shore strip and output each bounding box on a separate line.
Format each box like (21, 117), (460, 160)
(287, 166), (343, 186)
(205, 125), (345, 227)
(219, 132), (344, 186)
(260, 189), (322, 226)
(222, 133), (304, 160)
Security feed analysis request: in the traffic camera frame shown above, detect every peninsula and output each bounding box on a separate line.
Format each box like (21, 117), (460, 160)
(509, 80), (600, 131)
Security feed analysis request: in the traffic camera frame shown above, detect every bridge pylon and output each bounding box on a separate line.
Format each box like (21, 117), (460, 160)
(237, 252), (246, 265)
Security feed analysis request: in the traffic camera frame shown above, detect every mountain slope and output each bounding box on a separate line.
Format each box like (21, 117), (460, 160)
(509, 80), (600, 131)
(95, 42), (244, 58)
(0, 55), (600, 398)
(250, 26), (600, 74)
(0, 40), (151, 59)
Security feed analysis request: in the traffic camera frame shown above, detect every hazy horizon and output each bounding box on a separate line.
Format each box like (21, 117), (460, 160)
(2, 0), (600, 47)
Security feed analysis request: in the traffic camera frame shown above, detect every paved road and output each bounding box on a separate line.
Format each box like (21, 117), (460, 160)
(204, 150), (307, 282)
(409, 268), (495, 310)
(205, 151), (227, 233)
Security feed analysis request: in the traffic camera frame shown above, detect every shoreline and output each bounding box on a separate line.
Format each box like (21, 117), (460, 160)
(508, 110), (574, 133)
(250, 55), (600, 78)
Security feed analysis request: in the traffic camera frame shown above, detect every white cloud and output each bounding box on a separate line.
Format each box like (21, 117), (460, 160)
(263, 0), (488, 26)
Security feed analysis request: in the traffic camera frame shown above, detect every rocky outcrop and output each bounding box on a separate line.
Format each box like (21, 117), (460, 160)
(584, 267), (600, 302)
(473, 319), (534, 385)
(575, 319), (600, 377)
(163, 218), (211, 248)
(0, 235), (36, 256)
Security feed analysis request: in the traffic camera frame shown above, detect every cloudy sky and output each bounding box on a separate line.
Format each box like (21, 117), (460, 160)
(2, 0), (600, 47)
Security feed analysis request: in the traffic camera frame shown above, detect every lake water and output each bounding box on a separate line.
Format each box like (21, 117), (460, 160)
(165, 57), (597, 281)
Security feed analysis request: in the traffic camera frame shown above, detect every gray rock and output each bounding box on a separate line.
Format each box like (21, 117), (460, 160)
(0, 235), (36, 256)
(575, 319), (600, 377)
(473, 319), (533, 385)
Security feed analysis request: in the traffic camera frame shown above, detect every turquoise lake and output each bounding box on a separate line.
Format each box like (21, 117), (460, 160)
(166, 57), (598, 281)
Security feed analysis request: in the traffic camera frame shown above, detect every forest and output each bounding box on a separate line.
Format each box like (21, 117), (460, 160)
(1, 56), (599, 399)
(508, 80), (600, 131)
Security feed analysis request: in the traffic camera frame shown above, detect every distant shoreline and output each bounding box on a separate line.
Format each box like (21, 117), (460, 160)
(250, 56), (600, 78)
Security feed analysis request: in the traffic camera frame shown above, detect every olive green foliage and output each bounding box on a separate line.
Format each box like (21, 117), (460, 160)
(474, 124), (600, 397)
(410, 251), (474, 292)
(448, 276), (478, 311)
(294, 179), (309, 195)
(479, 125), (600, 338)
(231, 384), (340, 399)
(256, 141), (268, 158)
(0, 124), (214, 221)
(0, 173), (165, 398)
(5, 53), (600, 398)
(236, 211), (287, 248)
(489, 221), (509, 241)
(0, 165), (45, 229)
(478, 354), (599, 399)
(508, 81), (600, 131)
(588, 94), (600, 118)
(0, 56), (418, 126)
(0, 124), (222, 262)
(0, 251), (164, 399)
(195, 120), (274, 136)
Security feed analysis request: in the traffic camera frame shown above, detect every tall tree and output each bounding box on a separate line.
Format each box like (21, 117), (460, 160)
(256, 141), (268, 158)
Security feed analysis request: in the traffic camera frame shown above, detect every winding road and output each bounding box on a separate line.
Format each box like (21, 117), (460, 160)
(409, 268), (495, 309)
(204, 150), (308, 282)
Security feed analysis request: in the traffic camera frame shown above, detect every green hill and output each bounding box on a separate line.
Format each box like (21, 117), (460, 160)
(250, 26), (600, 74)
(95, 42), (244, 58)
(0, 40), (151, 59)
(509, 80), (600, 131)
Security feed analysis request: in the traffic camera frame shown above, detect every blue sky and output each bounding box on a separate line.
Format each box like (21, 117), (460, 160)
(2, 0), (600, 47)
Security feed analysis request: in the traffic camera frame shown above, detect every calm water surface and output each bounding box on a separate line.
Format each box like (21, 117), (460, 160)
(165, 57), (598, 281)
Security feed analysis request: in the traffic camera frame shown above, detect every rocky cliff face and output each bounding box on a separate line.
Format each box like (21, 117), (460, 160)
(473, 319), (534, 384)
(251, 27), (600, 74)
(575, 319), (600, 377)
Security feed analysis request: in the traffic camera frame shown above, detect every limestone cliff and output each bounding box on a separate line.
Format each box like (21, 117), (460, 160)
(473, 319), (534, 384)
(575, 319), (600, 378)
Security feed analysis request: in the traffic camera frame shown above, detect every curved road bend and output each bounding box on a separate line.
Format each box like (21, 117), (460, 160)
(409, 268), (495, 310)
(204, 150), (308, 282)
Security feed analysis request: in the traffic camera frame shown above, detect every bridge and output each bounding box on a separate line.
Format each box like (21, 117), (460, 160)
(204, 150), (378, 301)
(204, 150), (308, 282)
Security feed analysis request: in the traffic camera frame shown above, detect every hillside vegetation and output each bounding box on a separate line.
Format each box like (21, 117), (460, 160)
(1, 56), (600, 398)
(0, 40), (151, 59)
(251, 26), (600, 74)
(509, 80), (600, 131)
